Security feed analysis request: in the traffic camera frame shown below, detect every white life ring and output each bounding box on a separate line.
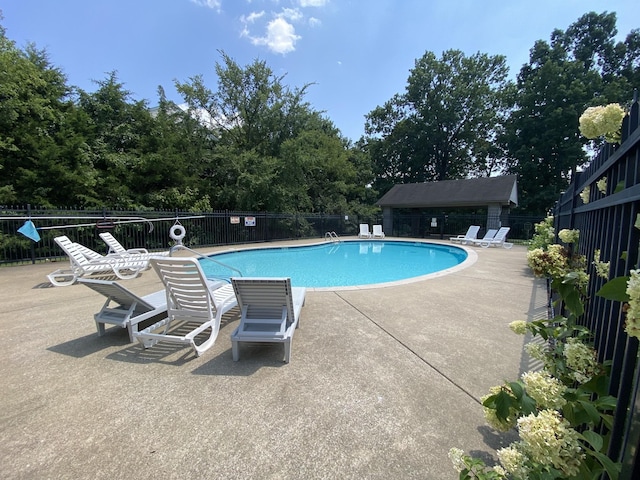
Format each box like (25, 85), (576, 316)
(169, 224), (186, 241)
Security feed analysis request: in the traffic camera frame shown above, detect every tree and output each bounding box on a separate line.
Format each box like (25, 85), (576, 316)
(175, 51), (367, 213)
(505, 11), (640, 214)
(0, 24), (97, 206)
(364, 49), (513, 195)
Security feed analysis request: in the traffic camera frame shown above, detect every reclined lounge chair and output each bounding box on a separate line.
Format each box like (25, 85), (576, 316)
(134, 257), (238, 357)
(78, 278), (167, 342)
(99, 232), (169, 258)
(472, 227), (513, 248)
(230, 277), (306, 363)
(372, 225), (385, 238)
(450, 225), (480, 243)
(47, 236), (149, 287)
(358, 224), (372, 238)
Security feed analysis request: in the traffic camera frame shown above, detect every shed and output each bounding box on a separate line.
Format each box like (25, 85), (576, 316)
(375, 175), (518, 233)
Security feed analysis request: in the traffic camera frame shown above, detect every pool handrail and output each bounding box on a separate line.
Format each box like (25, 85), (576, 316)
(169, 244), (243, 279)
(324, 231), (340, 242)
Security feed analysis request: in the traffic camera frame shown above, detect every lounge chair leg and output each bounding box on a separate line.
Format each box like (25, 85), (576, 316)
(95, 320), (106, 337)
(283, 341), (291, 363)
(232, 341), (240, 361)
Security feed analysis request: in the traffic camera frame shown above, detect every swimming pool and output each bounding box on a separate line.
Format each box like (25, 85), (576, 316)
(199, 240), (474, 290)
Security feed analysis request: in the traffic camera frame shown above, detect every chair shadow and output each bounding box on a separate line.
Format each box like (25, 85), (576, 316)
(47, 330), (131, 358)
(192, 343), (288, 377)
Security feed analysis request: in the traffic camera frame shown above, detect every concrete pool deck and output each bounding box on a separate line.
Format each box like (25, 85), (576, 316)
(0, 238), (546, 479)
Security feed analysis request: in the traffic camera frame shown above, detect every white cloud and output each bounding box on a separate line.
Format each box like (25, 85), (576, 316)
(299, 0), (328, 7)
(308, 17), (321, 27)
(191, 0), (222, 12)
(242, 10), (265, 23)
(280, 8), (303, 22)
(250, 17), (300, 54)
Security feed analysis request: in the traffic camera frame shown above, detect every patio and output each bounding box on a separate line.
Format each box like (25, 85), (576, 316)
(0, 239), (545, 479)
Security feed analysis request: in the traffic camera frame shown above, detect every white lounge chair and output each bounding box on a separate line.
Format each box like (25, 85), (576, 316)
(372, 225), (385, 238)
(78, 278), (167, 342)
(99, 232), (169, 258)
(134, 257), (238, 357)
(473, 227), (513, 248)
(47, 236), (148, 287)
(461, 228), (497, 245)
(358, 224), (372, 238)
(450, 225), (480, 243)
(230, 277), (306, 363)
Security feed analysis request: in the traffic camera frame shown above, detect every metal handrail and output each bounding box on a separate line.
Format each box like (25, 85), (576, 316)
(169, 244), (243, 277)
(324, 231), (340, 242)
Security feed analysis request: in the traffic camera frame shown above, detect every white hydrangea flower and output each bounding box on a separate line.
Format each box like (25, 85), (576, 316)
(522, 371), (567, 410)
(580, 185), (591, 204)
(558, 229), (579, 244)
(579, 103), (626, 143)
(509, 320), (528, 335)
(625, 269), (640, 340)
(564, 337), (599, 384)
(517, 409), (584, 477)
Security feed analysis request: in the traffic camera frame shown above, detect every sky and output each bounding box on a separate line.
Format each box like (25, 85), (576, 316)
(2, 0), (638, 142)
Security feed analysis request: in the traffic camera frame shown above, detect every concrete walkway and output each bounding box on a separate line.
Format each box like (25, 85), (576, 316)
(0, 239), (546, 479)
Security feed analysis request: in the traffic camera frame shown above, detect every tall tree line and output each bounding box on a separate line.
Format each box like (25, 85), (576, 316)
(1, 12), (638, 215)
(365, 11), (639, 214)
(0, 22), (377, 215)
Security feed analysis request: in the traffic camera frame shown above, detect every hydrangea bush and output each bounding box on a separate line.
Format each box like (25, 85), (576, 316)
(448, 217), (638, 479)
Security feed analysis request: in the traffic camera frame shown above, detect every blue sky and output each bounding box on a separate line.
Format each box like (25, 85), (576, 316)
(2, 0), (638, 141)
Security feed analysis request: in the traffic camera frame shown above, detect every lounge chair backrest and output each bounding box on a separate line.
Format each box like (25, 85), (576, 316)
(359, 224), (371, 237)
(232, 277), (296, 327)
(493, 227), (510, 241)
(481, 229), (498, 241)
(54, 236), (91, 268)
(150, 257), (215, 318)
(465, 225), (481, 239)
(372, 225), (385, 237)
(79, 278), (157, 315)
(99, 232), (127, 255)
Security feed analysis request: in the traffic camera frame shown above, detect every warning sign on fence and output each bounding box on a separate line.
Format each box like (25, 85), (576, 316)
(244, 216), (256, 227)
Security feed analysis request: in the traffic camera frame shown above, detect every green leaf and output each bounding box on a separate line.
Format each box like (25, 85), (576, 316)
(579, 399), (603, 424)
(494, 390), (514, 421)
(508, 381), (524, 399)
(589, 449), (621, 480)
(520, 392), (538, 415)
(594, 395), (618, 410)
(616, 180), (627, 195)
(581, 430), (604, 451)
(562, 287), (585, 316)
(596, 276), (630, 302)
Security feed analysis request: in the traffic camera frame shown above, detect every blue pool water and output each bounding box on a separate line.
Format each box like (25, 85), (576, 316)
(199, 240), (468, 289)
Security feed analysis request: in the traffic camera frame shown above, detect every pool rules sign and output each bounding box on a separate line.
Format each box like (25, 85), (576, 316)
(244, 216), (256, 227)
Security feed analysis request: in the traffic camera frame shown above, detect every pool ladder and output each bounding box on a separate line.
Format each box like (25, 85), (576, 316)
(324, 231), (340, 242)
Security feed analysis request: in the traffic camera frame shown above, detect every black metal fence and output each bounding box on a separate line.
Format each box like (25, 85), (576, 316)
(0, 208), (361, 265)
(0, 206), (545, 266)
(391, 211), (543, 240)
(553, 93), (640, 479)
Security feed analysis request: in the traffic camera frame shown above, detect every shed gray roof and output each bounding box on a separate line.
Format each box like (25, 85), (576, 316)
(376, 175), (518, 208)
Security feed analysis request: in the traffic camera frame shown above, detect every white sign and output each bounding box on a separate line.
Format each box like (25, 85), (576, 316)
(244, 216), (256, 227)
(431, 218), (437, 227)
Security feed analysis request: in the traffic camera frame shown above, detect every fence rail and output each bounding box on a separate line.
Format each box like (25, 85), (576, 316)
(0, 207), (545, 265)
(553, 93), (640, 479)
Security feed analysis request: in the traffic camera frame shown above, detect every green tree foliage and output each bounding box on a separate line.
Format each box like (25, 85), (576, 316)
(175, 52), (373, 214)
(0, 24), (96, 206)
(505, 11), (640, 214)
(364, 49), (514, 195)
